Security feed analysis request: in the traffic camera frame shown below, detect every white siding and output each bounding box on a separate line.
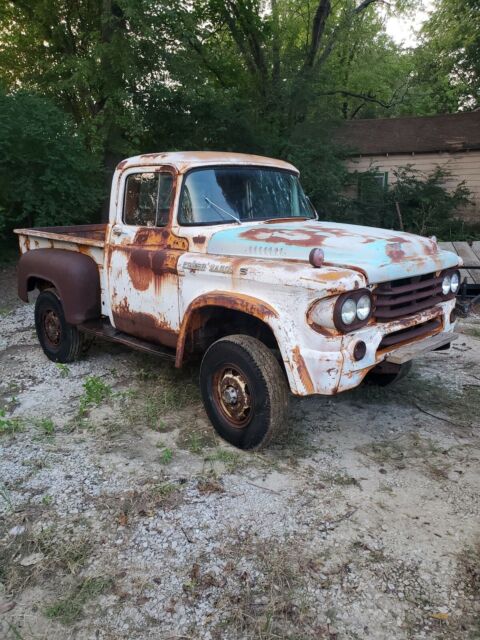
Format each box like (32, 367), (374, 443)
(346, 150), (480, 223)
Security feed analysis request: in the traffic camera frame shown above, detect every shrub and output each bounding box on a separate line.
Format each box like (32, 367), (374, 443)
(335, 165), (474, 239)
(0, 91), (103, 239)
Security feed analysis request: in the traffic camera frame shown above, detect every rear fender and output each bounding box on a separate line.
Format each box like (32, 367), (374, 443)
(18, 249), (101, 324)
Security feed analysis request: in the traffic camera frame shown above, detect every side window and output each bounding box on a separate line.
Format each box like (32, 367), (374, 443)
(124, 173), (158, 226)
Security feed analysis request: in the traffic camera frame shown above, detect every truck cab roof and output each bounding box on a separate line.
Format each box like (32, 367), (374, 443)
(116, 151), (299, 174)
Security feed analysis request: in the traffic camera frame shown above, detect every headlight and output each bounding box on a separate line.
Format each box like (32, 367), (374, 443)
(333, 290), (373, 332)
(442, 274), (451, 295)
(341, 298), (357, 325)
(450, 270), (460, 294)
(356, 294), (371, 321)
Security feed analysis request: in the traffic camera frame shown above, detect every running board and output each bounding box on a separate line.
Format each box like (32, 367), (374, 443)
(79, 319), (176, 361)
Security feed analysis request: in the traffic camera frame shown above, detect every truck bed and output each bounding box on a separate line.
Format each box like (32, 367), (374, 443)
(15, 224), (107, 248)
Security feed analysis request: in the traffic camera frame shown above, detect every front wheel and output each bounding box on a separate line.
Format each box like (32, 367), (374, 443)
(200, 335), (289, 450)
(34, 290), (90, 363)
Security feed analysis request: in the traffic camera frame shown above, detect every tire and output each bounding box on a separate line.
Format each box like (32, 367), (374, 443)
(200, 335), (289, 450)
(365, 360), (412, 387)
(34, 290), (89, 363)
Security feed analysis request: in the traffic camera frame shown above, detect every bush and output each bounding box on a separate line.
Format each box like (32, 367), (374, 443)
(0, 91), (103, 239)
(334, 165), (474, 240)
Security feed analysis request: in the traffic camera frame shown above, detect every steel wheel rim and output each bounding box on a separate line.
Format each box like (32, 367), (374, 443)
(43, 309), (62, 347)
(212, 364), (253, 429)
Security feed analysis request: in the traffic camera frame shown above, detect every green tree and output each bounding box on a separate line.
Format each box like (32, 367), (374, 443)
(405, 0), (480, 113)
(0, 91), (102, 238)
(0, 1), (164, 185)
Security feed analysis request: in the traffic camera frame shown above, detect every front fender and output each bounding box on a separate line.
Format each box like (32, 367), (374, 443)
(17, 249), (101, 324)
(175, 290), (279, 367)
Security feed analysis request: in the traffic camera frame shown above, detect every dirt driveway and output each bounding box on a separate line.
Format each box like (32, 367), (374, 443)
(1, 262), (479, 640)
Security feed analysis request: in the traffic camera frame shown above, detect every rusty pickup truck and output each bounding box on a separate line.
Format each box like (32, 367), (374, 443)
(16, 151), (461, 449)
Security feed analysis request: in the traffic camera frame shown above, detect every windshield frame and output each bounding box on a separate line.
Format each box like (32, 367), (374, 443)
(176, 164), (317, 227)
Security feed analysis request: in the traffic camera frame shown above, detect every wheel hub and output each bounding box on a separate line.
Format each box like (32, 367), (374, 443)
(43, 309), (61, 346)
(214, 366), (252, 428)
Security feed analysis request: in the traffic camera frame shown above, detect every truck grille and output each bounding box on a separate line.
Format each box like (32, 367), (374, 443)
(374, 273), (450, 322)
(378, 318), (442, 350)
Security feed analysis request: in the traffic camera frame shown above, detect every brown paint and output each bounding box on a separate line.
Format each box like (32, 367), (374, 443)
(17, 249), (101, 324)
(291, 346), (315, 394)
(192, 234), (206, 246)
(112, 297), (178, 348)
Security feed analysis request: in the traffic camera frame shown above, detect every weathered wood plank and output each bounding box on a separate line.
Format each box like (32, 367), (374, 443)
(472, 241), (480, 262)
(453, 242), (480, 284)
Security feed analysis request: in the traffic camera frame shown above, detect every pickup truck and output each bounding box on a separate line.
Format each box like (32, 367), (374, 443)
(16, 151), (461, 450)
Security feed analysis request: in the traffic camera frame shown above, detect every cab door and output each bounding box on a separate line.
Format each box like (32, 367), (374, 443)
(107, 167), (184, 348)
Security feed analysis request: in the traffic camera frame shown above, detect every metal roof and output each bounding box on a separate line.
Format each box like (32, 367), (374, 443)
(117, 151), (299, 174)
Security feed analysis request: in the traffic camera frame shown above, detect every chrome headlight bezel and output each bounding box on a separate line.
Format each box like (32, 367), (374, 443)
(441, 268), (461, 297)
(333, 289), (374, 333)
(441, 274), (451, 296)
(450, 270), (461, 294)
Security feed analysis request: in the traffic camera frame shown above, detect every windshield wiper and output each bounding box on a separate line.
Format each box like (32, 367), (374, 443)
(263, 216), (312, 223)
(204, 196), (240, 224)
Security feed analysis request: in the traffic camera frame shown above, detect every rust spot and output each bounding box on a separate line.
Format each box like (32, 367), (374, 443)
(132, 227), (188, 251)
(112, 297), (178, 348)
(291, 346), (315, 394)
(240, 227), (327, 247)
(127, 249), (152, 291)
(385, 242), (406, 262)
(192, 234), (206, 246)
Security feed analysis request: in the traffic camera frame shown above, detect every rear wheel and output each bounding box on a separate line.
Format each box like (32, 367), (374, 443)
(34, 290), (89, 363)
(365, 360), (412, 387)
(200, 335), (289, 450)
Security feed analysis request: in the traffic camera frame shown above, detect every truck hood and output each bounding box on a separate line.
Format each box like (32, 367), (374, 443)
(206, 220), (460, 284)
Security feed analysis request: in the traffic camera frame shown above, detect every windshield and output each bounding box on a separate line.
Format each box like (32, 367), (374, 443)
(178, 166), (316, 225)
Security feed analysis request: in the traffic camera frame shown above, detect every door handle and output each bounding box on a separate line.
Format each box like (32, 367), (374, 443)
(111, 226), (123, 237)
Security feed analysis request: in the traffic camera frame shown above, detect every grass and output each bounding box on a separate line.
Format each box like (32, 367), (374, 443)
(35, 417), (55, 436)
(55, 363), (70, 377)
(111, 481), (184, 524)
(0, 408), (23, 435)
(159, 447), (173, 464)
(0, 482), (13, 511)
(0, 525), (92, 595)
(177, 427), (217, 453)
(150, 481), (177, 498)
(45, 576), (113, 625)
(78, 376), (112, 416)
(213, 536), (318, 639)
(318, 472), (360, 488)
(205, 448), (241, 472)
(127, 363), (200, 431)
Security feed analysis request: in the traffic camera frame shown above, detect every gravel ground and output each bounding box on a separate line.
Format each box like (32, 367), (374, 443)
(1, 262), (479, 640)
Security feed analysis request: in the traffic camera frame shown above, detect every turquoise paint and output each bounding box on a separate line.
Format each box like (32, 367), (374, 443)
(206, 220), (459, 284)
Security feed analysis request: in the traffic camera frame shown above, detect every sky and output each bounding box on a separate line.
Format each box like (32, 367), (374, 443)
(385, 1), (434, 48)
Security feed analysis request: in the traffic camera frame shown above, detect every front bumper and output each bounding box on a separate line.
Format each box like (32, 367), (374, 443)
(290, 298), (457, 396)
